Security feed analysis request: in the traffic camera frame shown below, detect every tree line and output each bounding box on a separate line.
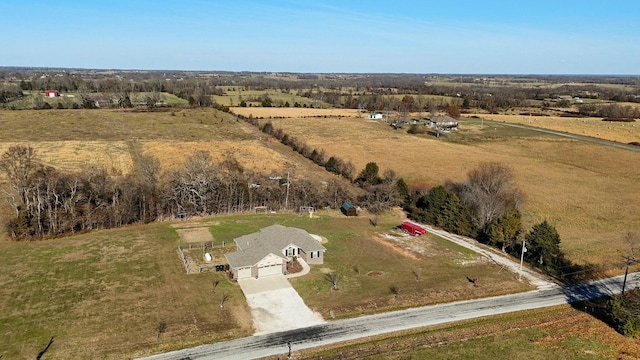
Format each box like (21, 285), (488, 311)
(242, 115), (408, 214)
(0, 144), (365, 240)
(404, 162), (593, 282)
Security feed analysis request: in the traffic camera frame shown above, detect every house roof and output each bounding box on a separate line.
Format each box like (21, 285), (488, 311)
(341, 202), (354, 210)
(224, 225), (326, 268)
(430, 115), (458, 124)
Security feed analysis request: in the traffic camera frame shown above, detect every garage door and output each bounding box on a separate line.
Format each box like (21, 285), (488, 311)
(258, 263), (282, 278)
(237, 267), (252, 279)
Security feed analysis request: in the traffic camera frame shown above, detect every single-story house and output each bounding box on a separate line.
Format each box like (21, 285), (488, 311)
(341, 202), (357, 216)
(224, 224), (326, 280)
(45, 90), (59, 97)
(428, 115), (458, 131)
(368, 112), (384, 120)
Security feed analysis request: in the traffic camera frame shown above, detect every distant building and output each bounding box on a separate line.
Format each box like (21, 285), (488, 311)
(45, 90), (59, 97)
(368, 112), (384, 120)
(428, 115), (459, 131)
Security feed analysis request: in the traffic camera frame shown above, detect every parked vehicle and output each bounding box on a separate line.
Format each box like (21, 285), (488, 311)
(401, 221), (427, 236)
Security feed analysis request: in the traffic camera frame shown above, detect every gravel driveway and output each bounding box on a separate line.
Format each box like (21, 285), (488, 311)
(238, 275), (324, 335)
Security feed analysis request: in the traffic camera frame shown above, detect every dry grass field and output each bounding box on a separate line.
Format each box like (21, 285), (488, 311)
(0, 108), (343, 178)
(1, 107), (638, 267)
(230, 107), (360, 118)
(0, 106), (638, 358)
(471, 113), (640, 144)
(265, 116), (640, 269)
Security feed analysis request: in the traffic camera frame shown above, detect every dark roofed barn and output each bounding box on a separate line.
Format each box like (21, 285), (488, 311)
(340, 202), (357, 216)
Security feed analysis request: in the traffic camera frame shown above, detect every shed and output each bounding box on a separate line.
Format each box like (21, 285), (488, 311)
(340, 202), (357, 216)
(368, 112), (384, 120)
(45, 90), (59, 97)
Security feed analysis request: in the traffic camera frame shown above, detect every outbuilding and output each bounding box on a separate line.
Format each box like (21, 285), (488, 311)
(401, 221), (427, 236)
(45, 90), (59, 97)
(340, 202), (357, 216)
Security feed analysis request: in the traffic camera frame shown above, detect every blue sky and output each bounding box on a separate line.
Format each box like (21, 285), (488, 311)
(1, 0), (639, 74)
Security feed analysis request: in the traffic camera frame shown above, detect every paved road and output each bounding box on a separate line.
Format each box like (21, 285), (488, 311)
(138, 272), (639, 360)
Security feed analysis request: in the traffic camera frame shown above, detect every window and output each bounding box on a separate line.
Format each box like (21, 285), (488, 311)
(286, 247), (295, 256)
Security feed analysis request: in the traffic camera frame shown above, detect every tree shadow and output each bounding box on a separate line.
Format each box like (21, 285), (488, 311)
(36, 336), (54, 360)
(562, 273), (640, 333)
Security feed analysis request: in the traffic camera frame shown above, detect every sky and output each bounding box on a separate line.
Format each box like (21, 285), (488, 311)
(1, 0), (639, 74)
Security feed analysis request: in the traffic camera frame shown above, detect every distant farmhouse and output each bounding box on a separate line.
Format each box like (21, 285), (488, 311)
(368, 112), (384, 120)
(428, 115), (459, 132)
(224, 225), (326, 280)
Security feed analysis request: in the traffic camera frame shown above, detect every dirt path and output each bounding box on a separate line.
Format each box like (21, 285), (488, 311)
(423, 224), (557, 290)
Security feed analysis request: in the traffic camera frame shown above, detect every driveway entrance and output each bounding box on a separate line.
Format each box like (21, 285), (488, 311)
(238, 275), (324, 335)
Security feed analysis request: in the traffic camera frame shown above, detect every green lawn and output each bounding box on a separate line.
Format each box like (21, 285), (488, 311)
(0, 210), (535, 359)
(0, 222), (251, 359)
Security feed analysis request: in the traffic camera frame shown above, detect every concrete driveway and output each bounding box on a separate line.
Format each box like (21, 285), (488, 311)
(238, 275), (324, 335)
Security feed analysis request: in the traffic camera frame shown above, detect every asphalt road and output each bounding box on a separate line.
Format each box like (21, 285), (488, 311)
(478, 118), (640, 153)
(138, 272), (639, 360)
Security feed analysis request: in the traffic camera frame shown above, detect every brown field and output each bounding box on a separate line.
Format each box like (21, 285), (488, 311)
(1, 109), (639, 268)
(471, 113), (640, 144)
(230, 107), (360, 118)
(265, 116), (640, 268)
(1, 107), (639, 358)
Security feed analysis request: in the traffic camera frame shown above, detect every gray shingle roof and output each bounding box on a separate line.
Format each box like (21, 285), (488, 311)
(224, 225), (326, 268)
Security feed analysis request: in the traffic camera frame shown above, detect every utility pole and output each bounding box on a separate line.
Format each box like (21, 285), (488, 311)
(284, 172), (290, 210)
(621, 232), (637, 295)
(622, 255), (636, 294)
(519, 240), (527, 278)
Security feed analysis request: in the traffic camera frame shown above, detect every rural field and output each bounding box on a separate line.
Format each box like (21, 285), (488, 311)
(0, 210), (530, 359)
(252, 108), (640, 269)
(231, 107), (360, 119)
(0, 105), (639, 358)
(471, 113), (640, 145)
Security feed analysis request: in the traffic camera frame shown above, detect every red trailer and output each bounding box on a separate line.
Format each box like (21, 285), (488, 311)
(401, 221), (427, 236)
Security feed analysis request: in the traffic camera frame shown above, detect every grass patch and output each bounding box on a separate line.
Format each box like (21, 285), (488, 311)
(0, 222), (251, 359)
(270, 305), (639, 359)
(471, 113), (640, 144)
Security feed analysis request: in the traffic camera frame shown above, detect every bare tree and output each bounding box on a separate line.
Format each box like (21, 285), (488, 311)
(156, 321), (167, 340)
(326, 273), (339, 290)
(220, 293), (230, 308)
(459, 162), (524, 230)
(0, 145), (37, 216)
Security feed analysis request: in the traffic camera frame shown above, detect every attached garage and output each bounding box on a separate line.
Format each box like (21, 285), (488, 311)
(258, 263), (283, 277)
(256, 253), (285, 278)
(237, 267), (252, 280)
